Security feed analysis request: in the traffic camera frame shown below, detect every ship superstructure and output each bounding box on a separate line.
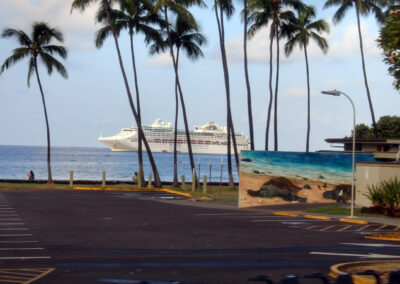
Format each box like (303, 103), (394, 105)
(99, 119), (250, 154)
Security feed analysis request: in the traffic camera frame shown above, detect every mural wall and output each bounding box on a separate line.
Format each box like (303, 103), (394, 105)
(239, 151), (378, 208)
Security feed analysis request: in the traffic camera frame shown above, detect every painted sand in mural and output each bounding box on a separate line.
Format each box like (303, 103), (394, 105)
(239, 151), (378, 208)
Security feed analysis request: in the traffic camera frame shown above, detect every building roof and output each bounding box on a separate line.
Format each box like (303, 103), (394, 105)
(325, 138), (400, 144)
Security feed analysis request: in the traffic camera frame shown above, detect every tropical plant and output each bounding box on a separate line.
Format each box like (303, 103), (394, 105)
(248, 0), (305, 151)
(153, 0), (206, 186)
(214, 0), (241, 186)
(324, 0), (388, 137)
(71, 0), (162, 187)
(378, 8), (400, 91)
(365, 183), (385, 206)
(242, 0), (255, 150)
(284, 5), (329, 152)
(149, 15), (206, 186)
(95, 0), (163, 184)
(0, 22), (68, 184)
(365, 177), (400, 209)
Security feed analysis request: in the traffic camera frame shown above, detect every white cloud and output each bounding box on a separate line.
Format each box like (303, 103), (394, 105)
(282, 87), (318, 98)
(224, 19), (381, 65)
(146, 53), (173, 67)
(0, 0), (99, 51)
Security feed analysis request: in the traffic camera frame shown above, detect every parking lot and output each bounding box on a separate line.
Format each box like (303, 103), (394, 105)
(1, 188), (400, 283)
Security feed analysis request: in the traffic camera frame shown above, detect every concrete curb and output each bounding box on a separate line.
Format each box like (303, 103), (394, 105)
(273, 212), (299, 217)
(304, 214), (332, 220)
(72, 186), (192, 198)
(365, 232), (400, 241)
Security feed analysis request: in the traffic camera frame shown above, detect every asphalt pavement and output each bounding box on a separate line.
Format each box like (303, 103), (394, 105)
(1, 188), (400, 283)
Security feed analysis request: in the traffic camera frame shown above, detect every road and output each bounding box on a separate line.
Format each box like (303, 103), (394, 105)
(0, 188), (399, 283)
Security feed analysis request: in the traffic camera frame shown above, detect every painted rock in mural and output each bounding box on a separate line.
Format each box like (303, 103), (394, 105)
(323, 184), (351, 202)
(247, 177), (307, 203)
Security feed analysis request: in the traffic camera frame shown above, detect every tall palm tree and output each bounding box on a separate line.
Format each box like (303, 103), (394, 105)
(150, 16), (206, 186)
(248, 0), (274, 151)
(324, 0), (387, 137)
(242, 0), (255, 150)
(214, 0), (241, 186)
(0, 22), (68, 184)
(284, 6), (329, 152)
(95, 0), (163, 184)
(153, 0), (206, 186)
(71, 0), (162, 187)
(248, 0), (304, 151)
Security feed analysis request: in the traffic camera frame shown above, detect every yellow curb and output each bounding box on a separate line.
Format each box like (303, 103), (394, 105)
(72, 187), (192, 198)
(304, 214), (331, 220)
(200, 197), (213, 201)
(161, 189), (192, 198)
(273, 212), (299, 217)
(365, 232), (400, 242)
(339, 218), (368, 224)
(330, 261), (377, 284)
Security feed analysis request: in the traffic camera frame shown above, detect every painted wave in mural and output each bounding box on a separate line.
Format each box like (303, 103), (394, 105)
(241, 151), (377, 185)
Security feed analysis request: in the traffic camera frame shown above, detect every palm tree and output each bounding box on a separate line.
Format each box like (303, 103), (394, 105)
(242, 0), (255, 150)
(150, 16), (206, 186)
(248, 0), (273, 151)
(95, 0), (163, 184)
(284, 5), (329, 152)
(153, 0), (206, 186)
(324, 0), (387, 137)
(71, 0), (162, 187)
(214, 0), (241, 186)
(0, 22), (68, 184)
(248, 0), (304, 151)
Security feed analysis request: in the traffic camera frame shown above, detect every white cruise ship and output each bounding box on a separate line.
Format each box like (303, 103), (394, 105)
(99, 119), (250, 154)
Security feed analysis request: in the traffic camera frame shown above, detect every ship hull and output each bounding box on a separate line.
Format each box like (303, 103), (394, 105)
(98, 120), (250, 154)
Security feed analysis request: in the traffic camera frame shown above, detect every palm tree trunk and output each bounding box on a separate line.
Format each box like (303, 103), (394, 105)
(172, 48), (180, 187)
(34, 58), (52, 184)
(355, 6), (377, 136)
(304, 44), (311, 153)
(102, 0), (161, 187)
(129, 31), (144, 184)
(274, 24), (280, 151)
(243, 0), (254, 151)
(163, 7), (197, 185)
(266, 30), (274, 151)
(215, 3), (234, 186)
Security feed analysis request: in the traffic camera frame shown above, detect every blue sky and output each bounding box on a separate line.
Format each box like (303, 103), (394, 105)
(0, 0), (399, 152)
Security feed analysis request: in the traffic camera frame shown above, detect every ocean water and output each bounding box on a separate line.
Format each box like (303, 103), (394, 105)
(0, 145), (238, 182)
(241, 150), (378, 184)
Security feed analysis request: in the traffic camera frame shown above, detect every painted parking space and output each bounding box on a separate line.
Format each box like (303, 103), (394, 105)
(0, 268), (54, 284)
(289, 223), (400, 233)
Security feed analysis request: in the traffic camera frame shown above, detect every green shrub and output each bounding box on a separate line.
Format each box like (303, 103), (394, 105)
(365, 177), (400, 209)
(365, 184), (385, 206)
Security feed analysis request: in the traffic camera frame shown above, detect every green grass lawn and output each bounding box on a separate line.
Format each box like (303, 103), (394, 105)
(305, 205), (394, 219)
(0, 182), (239, 201)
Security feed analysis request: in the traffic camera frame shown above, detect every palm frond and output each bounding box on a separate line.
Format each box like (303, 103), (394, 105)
(332, 2), (353, 24)
(0, 48), (30, 75)
(71, 0), (98, 13)
(1, 28), (32, 46)
(27, 58), (36, 87)
(39, 53), (68, 79)
(43, 45), (68, 59)
(311, 31), (329, 53)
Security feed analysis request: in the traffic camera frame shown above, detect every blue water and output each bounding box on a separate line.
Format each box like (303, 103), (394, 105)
(241, 150), (378, 184)
(0, 145), (238, 182)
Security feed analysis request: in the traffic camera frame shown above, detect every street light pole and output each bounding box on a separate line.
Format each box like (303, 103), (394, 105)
(321, 90), (356, 218)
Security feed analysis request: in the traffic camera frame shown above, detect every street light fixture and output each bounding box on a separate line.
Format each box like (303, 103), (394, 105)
(321, 89), (356, 218)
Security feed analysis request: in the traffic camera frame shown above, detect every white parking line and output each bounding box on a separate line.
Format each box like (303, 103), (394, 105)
(0, 218), (22, 221)
(0, 256), (51, 260)
(0, 223), (25, 225)
(0, 234), (33, 237)
(0, 228), (29, 230)
(0, 215), (19, 217)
